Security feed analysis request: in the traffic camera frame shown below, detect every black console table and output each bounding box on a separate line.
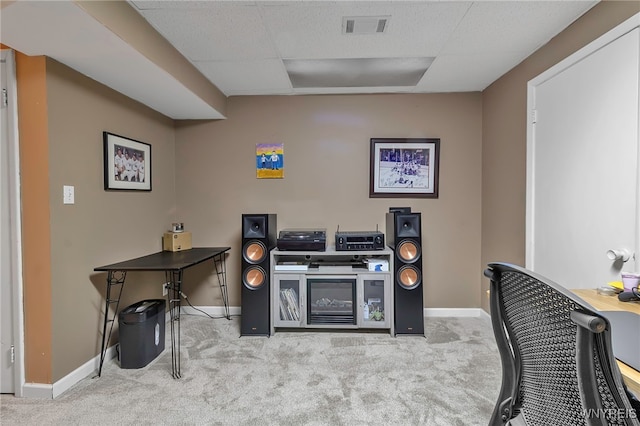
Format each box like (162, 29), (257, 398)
(94, 247), (231, 378)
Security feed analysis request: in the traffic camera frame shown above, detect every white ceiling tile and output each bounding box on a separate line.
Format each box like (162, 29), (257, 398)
(194, 59), (293, 95)
(440, 1), (597, 55)
(130, 0), (238, 10)
(260, 1), (472, 59)
(136, 4), (278, 61)
(416, 53), (523, 93)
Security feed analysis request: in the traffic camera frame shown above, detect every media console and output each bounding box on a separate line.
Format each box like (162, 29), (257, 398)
(270, 247), (394, 335)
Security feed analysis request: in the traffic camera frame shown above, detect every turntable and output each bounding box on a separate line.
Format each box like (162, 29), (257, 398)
(277, 228), (326, 251)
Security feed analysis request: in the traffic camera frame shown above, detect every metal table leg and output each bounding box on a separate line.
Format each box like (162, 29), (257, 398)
(165, 270), (183, 379)
(97, 270), (126, 377)
(213, 253), (230, 320)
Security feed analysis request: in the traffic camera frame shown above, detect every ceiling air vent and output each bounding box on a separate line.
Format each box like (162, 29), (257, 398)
(342, 16), (389, 35)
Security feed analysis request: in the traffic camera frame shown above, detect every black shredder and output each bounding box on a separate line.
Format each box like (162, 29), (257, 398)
(118, 299), (165, 369)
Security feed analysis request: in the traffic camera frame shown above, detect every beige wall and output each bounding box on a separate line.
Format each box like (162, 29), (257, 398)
(175, 93), (483, 310)
(480, 1), (640, 311)
(41, 59), (176, 381)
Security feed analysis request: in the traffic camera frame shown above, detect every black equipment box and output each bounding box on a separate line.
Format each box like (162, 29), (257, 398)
(118, 299), (165, 369)
(335, 231), (385, 251)
(277, 228), (326, 251)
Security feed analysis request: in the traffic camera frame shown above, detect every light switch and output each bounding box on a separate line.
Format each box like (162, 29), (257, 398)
(63, 185), (74, 205)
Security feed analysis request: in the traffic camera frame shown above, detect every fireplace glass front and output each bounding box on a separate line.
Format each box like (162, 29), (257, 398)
(307, 277), (356, 325)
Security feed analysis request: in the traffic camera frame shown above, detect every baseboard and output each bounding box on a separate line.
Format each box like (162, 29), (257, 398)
(21, 344), (118, 399)
(180, 305), (241, 317)
(424, 308), (490, 318)
(51, 344), (118, 399)
(21, 383), (53, 399)
(49, 312), (177, 399)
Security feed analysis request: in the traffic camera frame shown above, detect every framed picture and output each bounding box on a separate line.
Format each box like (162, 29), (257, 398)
(256, 143), (284, 179)
(103, 132), (151, 191)
(369, 138), (440, 198)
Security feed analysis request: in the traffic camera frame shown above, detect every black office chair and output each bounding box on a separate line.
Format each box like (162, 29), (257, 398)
(484, 262), (640, 426)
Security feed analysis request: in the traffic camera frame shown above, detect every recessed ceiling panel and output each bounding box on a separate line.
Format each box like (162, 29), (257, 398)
(284, 57), (433, 88)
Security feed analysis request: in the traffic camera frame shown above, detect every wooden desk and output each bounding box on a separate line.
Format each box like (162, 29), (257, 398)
(573, 289), (640, 396)
(94, 247), (231, 378)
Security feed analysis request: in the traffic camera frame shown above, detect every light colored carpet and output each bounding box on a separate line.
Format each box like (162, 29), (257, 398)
(1, 315), (501, 425)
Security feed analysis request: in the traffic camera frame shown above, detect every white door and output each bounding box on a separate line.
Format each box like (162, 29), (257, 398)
(1, 49), (23, 395)
(1, 49), (15, 393)
(527, 22), (640, 289)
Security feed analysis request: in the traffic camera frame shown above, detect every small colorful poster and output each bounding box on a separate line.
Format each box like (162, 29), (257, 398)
(256, 143), (284, 179)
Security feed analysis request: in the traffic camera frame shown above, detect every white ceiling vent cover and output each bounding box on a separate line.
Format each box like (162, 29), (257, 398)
(342, 16), (390, 35)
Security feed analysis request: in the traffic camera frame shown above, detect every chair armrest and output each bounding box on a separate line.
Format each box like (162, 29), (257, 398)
(571, 310), (606, 333)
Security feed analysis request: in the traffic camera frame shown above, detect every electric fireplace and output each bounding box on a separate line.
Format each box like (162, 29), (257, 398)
(307, 277), (357, 325)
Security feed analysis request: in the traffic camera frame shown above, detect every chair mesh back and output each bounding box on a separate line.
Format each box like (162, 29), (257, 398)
(499, 270), (628, 426)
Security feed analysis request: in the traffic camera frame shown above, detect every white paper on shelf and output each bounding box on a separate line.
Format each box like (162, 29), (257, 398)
(275, 262), (309, 271)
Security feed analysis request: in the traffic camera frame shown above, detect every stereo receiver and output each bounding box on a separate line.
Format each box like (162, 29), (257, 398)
(335, 230), (385, 251)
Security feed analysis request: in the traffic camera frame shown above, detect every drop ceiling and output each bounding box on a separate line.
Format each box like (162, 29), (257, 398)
(1, 0), (598, 120)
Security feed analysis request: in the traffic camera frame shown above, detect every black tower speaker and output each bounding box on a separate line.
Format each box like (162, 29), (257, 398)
(386, 211), (424, 335)
(241, 213), (277, 336)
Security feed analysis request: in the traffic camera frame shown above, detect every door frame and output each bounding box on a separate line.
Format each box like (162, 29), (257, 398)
(526, 13), (640, 273)
(1, 48), (25, 396)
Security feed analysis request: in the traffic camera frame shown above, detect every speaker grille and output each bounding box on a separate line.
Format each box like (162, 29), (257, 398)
(397, 240), (420, 263)
(243, 266), (267, 290)
(243, 241), (267, 264)
(397, 265), (421, 290)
